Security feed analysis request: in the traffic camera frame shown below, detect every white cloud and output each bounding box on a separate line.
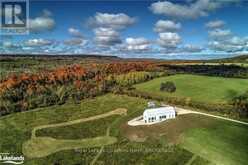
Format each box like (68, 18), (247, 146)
(208, 40), (244, 52)
(68, 28), (83, 38)
(64, 38), (87, 46)
(181, 44), (203, 52)
(208, 29), (231, 39)
(88, 12), (136, 30)
(88, 12), (136, 47)
(29, 10), (55, 32)
(154, 20), (181, 32)
(125, 37), (150, 51)
(206, 20), (248, 53)
(25, 39), (53, 46)
(206, 20), (225, 29)
(94, 27), (119, 37)
(157, 32), (181, 48)
(228, 36), (247, 46)
(94, 27), (122, 46)
(150, 0), (221, 19)
(208, 36), (248, 52)
(2, 41), (12, 48)
(2, 41), (19, 48)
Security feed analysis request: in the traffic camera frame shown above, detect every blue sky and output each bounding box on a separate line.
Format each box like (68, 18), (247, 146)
(1, 0), (248, 59)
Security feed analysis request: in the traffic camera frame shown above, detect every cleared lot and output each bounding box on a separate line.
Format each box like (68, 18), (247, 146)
(134, 74), (248, 104)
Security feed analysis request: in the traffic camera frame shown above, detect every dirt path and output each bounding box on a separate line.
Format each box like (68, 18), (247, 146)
(175, 107), (248, 126)
(32, 108), (127, 138)
(185, 154), (198, 165)
(24, 108), (127, 158)
(90, 127), (111, 165)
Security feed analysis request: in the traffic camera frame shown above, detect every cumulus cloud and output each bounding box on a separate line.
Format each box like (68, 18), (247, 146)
(150, 0), (221, 19)
(88, 12), (136, 47)
(228, 36), (247, 46)
(206, 19), (248, 53)
(68, 28), (83, 38)
(208, 40), (244, 52)
(157, 32), (181, 48)
(153, 19), (182, 49)
(94, 27), (122, 46)
(206, 20), (225, 29)
(124, 37), (150, 51)
(154, 20), (181, 32)
(208, 28), (248, 53)
(29, 10), (55, 32)
(88, 12), (136, 30)
(208, 36), (248, 52)
(25, 39), (53, 46)
(208, 29), (231, 39)
(181, 44), (203, 52)
(2, 41), (19, 48)
(64, 38), (87, 46)
(0, 41), (22, 54)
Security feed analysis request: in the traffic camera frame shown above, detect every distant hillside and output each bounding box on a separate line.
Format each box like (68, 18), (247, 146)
(1, 53), (248, 63)
(0, 54), (120, 60)
(210, 55), (248, 63)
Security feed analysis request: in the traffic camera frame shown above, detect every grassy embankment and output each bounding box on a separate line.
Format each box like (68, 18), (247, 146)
(0, 94), (248, 164)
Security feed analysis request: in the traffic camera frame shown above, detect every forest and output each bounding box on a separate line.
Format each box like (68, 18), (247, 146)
(1, 55), (248, 118)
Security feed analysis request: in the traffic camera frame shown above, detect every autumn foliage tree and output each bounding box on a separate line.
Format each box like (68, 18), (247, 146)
(0, 62), (156, 116)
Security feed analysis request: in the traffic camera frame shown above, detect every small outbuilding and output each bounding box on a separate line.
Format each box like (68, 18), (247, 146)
(147, 101), (156, 108)
(143, 106), (176, 123)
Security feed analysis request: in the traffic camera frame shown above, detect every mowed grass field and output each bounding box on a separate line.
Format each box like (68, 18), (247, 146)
(0, 94), (248, 164)
(36, 115), (118, 139)
(134, 74), (248, 104)
(181, 120), (248, 165)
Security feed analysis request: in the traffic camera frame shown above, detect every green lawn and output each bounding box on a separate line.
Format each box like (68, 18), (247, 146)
(22, 136), (117, 158)
(36, 116), (118, 139)
(181, 119), (248, 165)
(0, 94), (248, 164)
(134, 74), (248, 104)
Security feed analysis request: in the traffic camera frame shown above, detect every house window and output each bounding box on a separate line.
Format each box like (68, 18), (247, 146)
(159, 115), (166, 120)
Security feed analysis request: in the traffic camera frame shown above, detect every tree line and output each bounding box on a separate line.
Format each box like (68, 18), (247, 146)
(0, 62), (161, 116)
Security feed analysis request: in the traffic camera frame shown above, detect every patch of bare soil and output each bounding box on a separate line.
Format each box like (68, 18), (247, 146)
(120, 114), (216, 144)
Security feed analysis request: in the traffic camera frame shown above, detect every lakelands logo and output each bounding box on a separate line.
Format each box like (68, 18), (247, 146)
(0, 153), (24, 164)
(0, 0), (29, 35)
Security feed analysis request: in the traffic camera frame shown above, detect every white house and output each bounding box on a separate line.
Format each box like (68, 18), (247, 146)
(143, 106), (176, 123)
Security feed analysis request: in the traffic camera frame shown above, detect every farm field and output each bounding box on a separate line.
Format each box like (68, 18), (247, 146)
(134, 74), (248, 104)
(0, 94), (248, 164)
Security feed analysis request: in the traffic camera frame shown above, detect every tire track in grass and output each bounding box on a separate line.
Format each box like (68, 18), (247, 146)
(31, 108), (127, 138)
(185, 154), (197, 165)
(23, 108), (127, 158)
(90, 127), (110, 165)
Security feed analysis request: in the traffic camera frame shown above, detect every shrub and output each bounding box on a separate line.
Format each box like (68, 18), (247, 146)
(160, 81), (176, 93)
(232, 92), (248, 117)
